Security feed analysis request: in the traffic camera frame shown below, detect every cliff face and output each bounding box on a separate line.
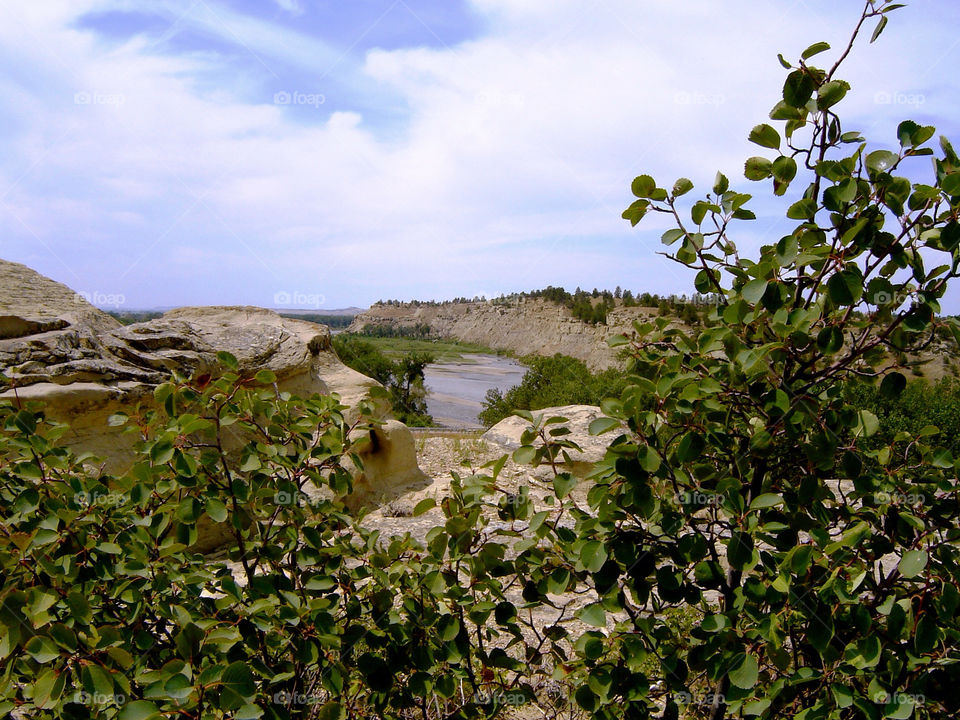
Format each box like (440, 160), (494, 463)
(348, 298), (661, 369)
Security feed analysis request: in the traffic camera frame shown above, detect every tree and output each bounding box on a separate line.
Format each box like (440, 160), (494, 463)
(538, 2), (960, 717)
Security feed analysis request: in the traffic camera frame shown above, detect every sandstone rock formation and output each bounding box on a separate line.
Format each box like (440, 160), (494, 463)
(482, 404), (618, 476)
(0, 259), (427, 537)
(348, 298), (659, 370)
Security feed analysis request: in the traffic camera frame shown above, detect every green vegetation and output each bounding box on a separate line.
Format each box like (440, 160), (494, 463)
(278, 313), (355, 329)
(340, 333), (501, 364)
(479, 354), (630, 426)
(848, 376), (960, 454)
(332, 334), (434, 426)
(3, 5), (960, 719)
(355, 322), (433, 339)
(107, 310), (163, 325)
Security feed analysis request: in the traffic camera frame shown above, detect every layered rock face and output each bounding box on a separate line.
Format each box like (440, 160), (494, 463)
(348, 298), (659, 370)
(0, 259), (425, 514)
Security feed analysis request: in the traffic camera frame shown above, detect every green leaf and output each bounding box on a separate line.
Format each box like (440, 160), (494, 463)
(772, 156), (798, 184)
(413, 498), (436, 516)
(631, 175), (657, 198)
(118, 701), (162, 720)
(25, 636), (60, 664)
(217, 351), (239, 370)
(742, 279), (769, 305)
(855, 410), (880, 438)
(942, 174), (960, 196)
(82, 664), (114, 698)
(750, 493), (783, 510)
(783, 70), (815, 108)
(578, 603), (606, 628)
(898, 549), (928, 579)
(206, 498), (228, 523)
(713, 172), (729, 195)
(879, 372), (907, 399)
(866, 150), (899, 174)
(580, 541), (607, 573)
(254, 369), (277, 384)
(870, 14), (888, 43)
(801, 41), (831, 60)
(622, 199), (650, 227)
(749, 124), (781, 150)
(744, 156), (773, 181)
(512, 445), (536, 465)
(673, 178), (694, 196)
(728, 653), (759, 689)
(817, 80), (849, 110)
(588, 417), (620, 435)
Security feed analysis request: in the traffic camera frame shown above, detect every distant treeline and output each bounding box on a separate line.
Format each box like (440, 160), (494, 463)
(279, 313), (355, 329)
(354, 323), (434, 339)
(107, 311), (163, 325)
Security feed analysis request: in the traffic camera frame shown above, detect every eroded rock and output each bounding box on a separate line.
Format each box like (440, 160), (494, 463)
(0, 259), (426, 545)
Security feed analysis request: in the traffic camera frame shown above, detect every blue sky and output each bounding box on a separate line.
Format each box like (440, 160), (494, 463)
(2, 1), (960, 311)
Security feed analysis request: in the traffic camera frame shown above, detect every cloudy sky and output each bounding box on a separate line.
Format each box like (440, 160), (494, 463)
(2, 0), (959, 311)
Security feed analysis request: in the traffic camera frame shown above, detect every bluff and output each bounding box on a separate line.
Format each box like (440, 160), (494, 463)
(348, 298), (660, 370)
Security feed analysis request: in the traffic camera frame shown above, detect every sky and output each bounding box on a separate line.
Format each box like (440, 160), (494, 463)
(1, 0), (959, 311)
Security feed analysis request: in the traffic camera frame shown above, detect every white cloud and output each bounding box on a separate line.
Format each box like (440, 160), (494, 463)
(1, 0), (959, 308)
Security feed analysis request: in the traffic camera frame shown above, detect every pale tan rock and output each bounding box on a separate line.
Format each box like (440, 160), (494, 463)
(0, 259), (426, 549)
(482, 404), (619, 476)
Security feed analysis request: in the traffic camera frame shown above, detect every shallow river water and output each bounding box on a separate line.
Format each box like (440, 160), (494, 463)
(423, 353), (526, 428)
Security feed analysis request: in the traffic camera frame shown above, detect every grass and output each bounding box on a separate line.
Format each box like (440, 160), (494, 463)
(348, 335), (509, 363)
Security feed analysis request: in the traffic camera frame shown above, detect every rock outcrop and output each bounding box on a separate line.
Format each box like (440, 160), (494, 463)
(482, 404), (618, 476)
(0, 259), (427, 524)
(348, 298), (659, 370)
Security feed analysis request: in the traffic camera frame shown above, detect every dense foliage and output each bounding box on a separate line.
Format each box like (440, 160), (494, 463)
(354, 323), (434, 340)
(332, 334), (434, 426)
(2, 4), (959, 720)
(278, 314), (355, 330)
(0, 361), (556, 719)
(479, 354), (630, 427)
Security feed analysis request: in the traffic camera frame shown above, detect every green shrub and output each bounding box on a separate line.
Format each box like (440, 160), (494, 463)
(332, 335), (433, 426)
(478, 354), (630, 426)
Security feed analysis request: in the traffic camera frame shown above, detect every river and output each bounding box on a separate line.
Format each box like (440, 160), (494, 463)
(423, 353), (526, 428)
